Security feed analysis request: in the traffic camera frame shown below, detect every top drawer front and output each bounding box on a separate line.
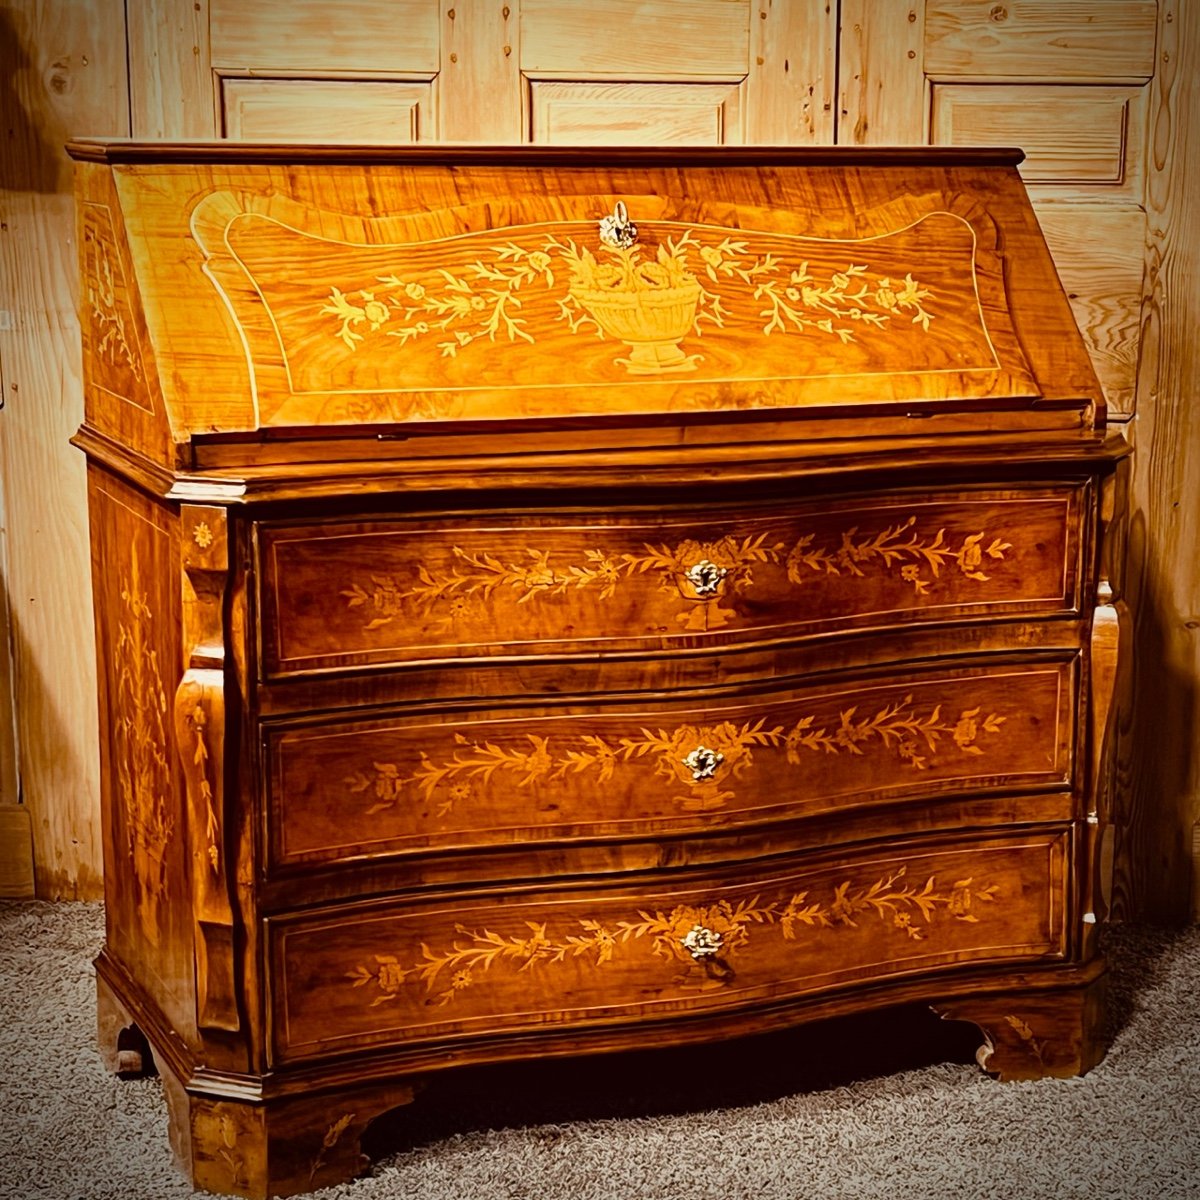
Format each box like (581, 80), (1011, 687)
(259, 487), (1081, 678)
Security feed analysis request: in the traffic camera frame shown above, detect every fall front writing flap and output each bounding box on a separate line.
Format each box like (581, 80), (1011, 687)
(71, 143), (1103, 451)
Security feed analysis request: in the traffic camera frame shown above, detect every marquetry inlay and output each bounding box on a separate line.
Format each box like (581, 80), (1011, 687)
(348, 867), (1001, 1007)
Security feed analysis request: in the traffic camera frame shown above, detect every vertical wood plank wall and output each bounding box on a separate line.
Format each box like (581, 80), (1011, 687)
(1, 0), (1198, 918)
(1122, 0), (1200, 919)
(0, 0), (129, 898)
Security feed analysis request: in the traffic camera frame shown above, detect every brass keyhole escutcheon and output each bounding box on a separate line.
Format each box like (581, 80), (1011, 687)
(680, 925), (724, 959)
(684, 559), (727, 597)
(683, 745), (724, 782)
(598, 201), (639, 249)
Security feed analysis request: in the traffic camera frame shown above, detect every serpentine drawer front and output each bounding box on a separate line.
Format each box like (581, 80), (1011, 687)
(258, 486), (1082, 677)
(74, 143), (1127, 1199)
(267, 829), (1069, 1066)
(264, 653), (1076, 872)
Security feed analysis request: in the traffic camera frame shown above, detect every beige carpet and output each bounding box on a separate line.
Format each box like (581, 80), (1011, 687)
(1, 901), (1198, 1200)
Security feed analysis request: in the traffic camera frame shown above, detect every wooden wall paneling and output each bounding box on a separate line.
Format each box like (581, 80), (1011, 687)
(222, 79), (430, 142)
(924, 0), (1159, 79)
(838, 0), (927, 145)
(1119, 0), (1200, 920)
(440, 0), (521, 142)
(0, 475), (31, 894)
(519, 0), (750, 77)
(1033, 205), (1145, 417)
(518, 0), (753, 146)
(126, 0), (215, 139)
(529, 81), (741, 145)
(0, 0), (130, 898)
(744, 0), (837, 144)
(209, 0), (440, 75)
(0, 483), (18, 807)
(0, 808), (35, 897)
(931, 83), (1146, 203)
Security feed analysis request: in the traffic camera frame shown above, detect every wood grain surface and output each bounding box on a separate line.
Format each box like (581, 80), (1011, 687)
(924, 0), (1159, 79)
(266, 655), (1075, 871)
(259, 488), (1080, 675)
(87, 467), (197, 1042)
(0, 0), (127, 897)
(269, 830), (1069, 1065)
(126, 0), (213, 140)
(79, 150), (1104, 444)
(4, 0), (1186, 919)
(1119, 0), (1200, 920)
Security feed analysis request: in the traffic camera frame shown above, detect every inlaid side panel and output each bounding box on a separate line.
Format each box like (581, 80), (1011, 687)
(87, 468), (194, 1041)
(266, 657), (1075, 869)
(259, 487), (1082, 676)
(269, 831), (1069, 1064)
(77, 161), (172, 465)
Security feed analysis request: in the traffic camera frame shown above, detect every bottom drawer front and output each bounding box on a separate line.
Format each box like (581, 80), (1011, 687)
(271, 832), (1067, 1064)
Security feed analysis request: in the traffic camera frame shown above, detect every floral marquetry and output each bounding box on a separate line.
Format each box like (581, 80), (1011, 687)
(112, 545), (173, 944)
(77, 143), (1123, 1196)
(346, 868), (1002, 1008)
(269, 659), (1071, 870)
(267, 829), (1068, 1067)
(260, 489), (1079, 676)
(321, 231), (938, 379)
(338, 520), (1006, 624)
(186, 187), (1039, 426)
(342, 698), (1006, 821)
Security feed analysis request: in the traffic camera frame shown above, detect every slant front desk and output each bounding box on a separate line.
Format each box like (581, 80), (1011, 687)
(70, 141), (1127, 1198)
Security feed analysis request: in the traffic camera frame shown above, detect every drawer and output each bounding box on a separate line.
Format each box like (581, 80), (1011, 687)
(258, 486), (1083, 678)
(265, 655), (1075, 871)
(268, 829), (1069, 1064)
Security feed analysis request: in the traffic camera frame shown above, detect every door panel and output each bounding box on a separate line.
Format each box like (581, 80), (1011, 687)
(519, 0), (751, 75)
(209, 0), (441, 73)
(179, 0), (834, 146)
(1033, 205), (1145, 414)
(529, 81), (741, 145)
(924, 0), (1158, 79)
(930, 83), (1144, 202)
(222, 79), (430, 142)
(840, 0), (1159, 417)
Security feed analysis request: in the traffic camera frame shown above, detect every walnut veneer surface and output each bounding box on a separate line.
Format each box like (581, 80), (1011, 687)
(71, 142), (1127, 1198)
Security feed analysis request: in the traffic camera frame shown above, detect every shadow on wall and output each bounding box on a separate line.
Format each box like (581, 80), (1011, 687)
(6, 588), (103, 901)
(0, 5), (116, 902)
(0, 7), (72, 194)
(0, 567), (20, 808)
(1117, 498), (1196, 923)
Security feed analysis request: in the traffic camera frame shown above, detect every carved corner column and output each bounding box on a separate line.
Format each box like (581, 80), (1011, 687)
(175, 505), (240, 1035)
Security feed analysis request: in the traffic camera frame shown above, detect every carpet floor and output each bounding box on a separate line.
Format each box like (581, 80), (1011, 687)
(1, 901), (1198, 1200)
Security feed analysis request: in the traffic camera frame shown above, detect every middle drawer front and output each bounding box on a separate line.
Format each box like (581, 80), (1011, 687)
(257, 484), (1082, 678)
(268, 829), (1069, 1065)
(265, 655), (1075, 871)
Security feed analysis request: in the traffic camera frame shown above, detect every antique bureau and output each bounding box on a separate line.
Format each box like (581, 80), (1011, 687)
(71, 141), (1127, 1197)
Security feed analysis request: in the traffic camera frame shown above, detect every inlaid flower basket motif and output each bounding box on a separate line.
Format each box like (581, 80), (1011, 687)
(190, 191), (1040, 425)
(317, 228), (935, 378)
